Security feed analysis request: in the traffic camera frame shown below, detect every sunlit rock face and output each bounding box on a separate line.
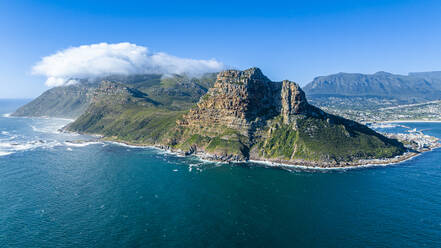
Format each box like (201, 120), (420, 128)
(179, 67), (313, 137)
(174, 67), (405, 165)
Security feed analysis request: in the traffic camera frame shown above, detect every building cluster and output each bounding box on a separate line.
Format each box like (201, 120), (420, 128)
(385, 130), (440, 151)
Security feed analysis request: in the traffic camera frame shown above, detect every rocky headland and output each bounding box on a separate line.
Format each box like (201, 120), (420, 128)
(17, 67), (438, 168)
(166, 68), (407, 167)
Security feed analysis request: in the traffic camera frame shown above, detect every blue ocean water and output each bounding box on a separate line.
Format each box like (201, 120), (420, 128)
(1, 100), (441, 248)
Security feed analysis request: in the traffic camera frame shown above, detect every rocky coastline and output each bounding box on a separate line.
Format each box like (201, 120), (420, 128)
(97, 130), (441, 169)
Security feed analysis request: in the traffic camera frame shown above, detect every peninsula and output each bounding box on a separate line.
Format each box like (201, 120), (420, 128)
(15, 68), (439, 168)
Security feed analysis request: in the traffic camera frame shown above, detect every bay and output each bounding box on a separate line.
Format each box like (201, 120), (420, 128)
(1, 100), (440, 248)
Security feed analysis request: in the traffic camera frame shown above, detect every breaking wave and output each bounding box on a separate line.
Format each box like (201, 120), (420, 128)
(0, 117), (91, 157)
(64, 141), (103, 147)
(0, 151), (13, 156)
(0, 139), (64, 157)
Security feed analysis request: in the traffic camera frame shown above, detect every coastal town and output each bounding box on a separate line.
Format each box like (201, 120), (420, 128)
(318, 100), (441, 123)
(384, 128), (441, 152)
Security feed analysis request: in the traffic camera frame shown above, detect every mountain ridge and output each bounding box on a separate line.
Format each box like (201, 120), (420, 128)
(12, 73), (217, 118)
(304, 71), (441, 101)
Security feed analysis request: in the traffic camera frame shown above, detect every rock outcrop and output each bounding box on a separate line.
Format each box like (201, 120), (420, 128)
(172, 68), (405, 166)
(178, 68), (312, 137)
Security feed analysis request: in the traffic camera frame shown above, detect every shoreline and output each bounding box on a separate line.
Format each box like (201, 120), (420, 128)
(103, 138), (439, 170)
(249, 151), (427, 170)
(72, 126), (441, 170)
(9, 115), (440, 170)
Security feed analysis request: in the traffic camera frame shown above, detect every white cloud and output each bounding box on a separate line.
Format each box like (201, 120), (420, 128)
(32, 42), (224, 87)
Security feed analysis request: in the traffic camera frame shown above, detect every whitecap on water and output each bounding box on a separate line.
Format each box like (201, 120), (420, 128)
(64, 141), (102, 147)
(28, 117), (74, 135)
(369, 123), (398, 129)
(188, 162), (206, 172)
(0, 151), (13, 156)
(0, 139), (63, 156)
(31, 124), (63, 134)
(0, 117), (82, 156)
(108, 141), (153, 149)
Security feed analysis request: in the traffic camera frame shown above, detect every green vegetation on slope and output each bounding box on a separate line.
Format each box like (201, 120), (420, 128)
(68, 102), (184, 144)
(66, 81), (187, 144)
(259, 120), (299, 160)
(257, 115), (404, 162)
(14, 73), (217, 118)
(171, 125), (249, 158)
(12, 83), (97, 118)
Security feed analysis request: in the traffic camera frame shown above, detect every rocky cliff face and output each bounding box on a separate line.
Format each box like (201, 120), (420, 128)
(178, 68), (313, 137)
(171, 68), (405, 166)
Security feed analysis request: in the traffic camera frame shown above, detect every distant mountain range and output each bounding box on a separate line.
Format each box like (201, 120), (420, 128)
(304, 71), (441, 105)
(303, 71), (441, 121)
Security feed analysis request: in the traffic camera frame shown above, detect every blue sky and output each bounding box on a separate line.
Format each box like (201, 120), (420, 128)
(1, 0), (441, 98)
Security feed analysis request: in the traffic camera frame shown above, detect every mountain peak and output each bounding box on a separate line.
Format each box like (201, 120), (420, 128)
(374, 71), (393, 76)
(216, 67), (270, 85)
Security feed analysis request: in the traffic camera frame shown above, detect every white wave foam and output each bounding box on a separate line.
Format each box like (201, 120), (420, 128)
(107, 141), (152, 149)
(0, 135), (17, 141)
(247, 153), (422, 171)
(26, 117), (75, 135)
(0, 117), (83, 156)
(1, 113), (11, 117)
(369, 123), (398, 129)
(25, 116), (74, 122)
(31, 125), (63, 134)
(0, 140), (63, 156)
(64, 141), (102, 147)
(0, 151), (13, 156)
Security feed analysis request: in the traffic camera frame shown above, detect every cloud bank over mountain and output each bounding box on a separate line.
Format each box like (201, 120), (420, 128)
(32, 42), (224, 87)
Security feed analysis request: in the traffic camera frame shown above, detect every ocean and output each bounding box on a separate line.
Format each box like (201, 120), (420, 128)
(0, 99), (440, 247)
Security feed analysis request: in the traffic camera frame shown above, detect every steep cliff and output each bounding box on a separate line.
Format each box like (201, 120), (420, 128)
(170, 68), (405, 166)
